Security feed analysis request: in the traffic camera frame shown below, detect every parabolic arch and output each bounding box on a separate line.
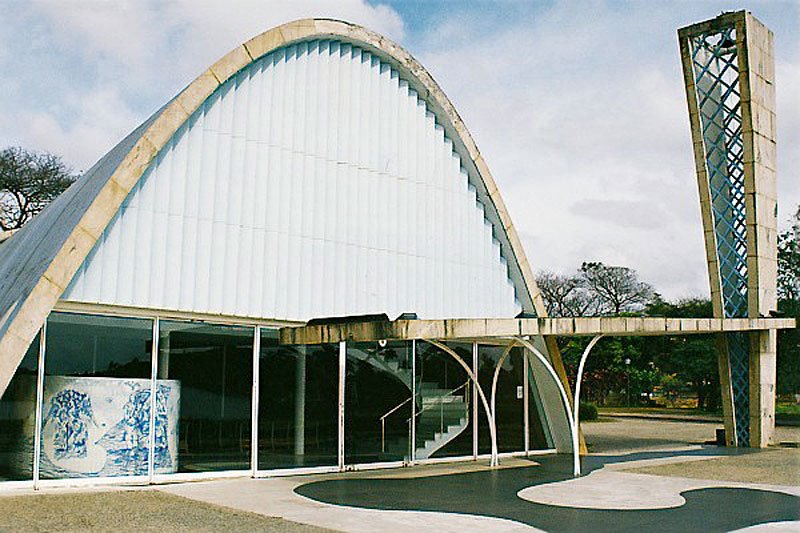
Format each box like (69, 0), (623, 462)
(0, 19), (558, 400)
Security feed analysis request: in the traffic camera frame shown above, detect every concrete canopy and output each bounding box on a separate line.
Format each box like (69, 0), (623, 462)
(279, 316), (796, 346)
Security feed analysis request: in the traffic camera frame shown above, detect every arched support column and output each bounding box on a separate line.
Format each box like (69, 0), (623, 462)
(426, 340), (499, 467)
(572, 335), (603, 474)
(490, 341), (518, 457)
(513, 337), (580, 477)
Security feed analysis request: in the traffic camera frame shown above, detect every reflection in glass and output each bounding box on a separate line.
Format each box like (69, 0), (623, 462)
(0, 333), (39, 481)
(159, 321), (252, 473)
(41, 313), (153, 479)
(528, 356), (553, 450)
(345, 341), (412, 464)
(258, 333), (338, 469)
(478, 345), (525, 454)
(415, 341), (472, 459)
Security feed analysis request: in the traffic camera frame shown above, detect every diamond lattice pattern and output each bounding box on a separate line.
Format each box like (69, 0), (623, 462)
(691, 27), (750, 446)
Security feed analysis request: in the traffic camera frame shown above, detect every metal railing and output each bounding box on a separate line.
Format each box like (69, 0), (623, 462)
(380, 381), (470, 453)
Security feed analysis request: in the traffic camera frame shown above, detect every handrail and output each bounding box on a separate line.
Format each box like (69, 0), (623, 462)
(380, 396), (412, 423)
(410, 381), (470, 421)
(380, 380), (470, 453)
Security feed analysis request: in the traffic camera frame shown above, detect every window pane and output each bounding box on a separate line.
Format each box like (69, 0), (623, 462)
(258, 333), (338, 470)
(415, 341), (472, 459)
(159, 320), (252, 473)
(0, 333), (39, 481)
(478, 345), (525, 454)
(528, 357), (553, 450)
(345, 341), (412, 464)
(41, 313), (154, 479)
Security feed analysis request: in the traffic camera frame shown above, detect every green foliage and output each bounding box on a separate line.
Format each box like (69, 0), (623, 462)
(777, 206), (800, 302)
(547, 205), (800, 405)
(579, 401), (598, 421)
(777, 207), (800, 395)
(559, 297), (719, 408)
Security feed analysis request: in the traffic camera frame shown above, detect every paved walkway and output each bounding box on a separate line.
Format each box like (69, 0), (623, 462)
(5, 418), (798, 532)
(158, 449), (800, 533)
(581, 416), (800, 454)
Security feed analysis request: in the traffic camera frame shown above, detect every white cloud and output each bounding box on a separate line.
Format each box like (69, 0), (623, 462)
(411, 2), (799, 299)
(0, 0), (404, 169)
(0, 1), (796, 300)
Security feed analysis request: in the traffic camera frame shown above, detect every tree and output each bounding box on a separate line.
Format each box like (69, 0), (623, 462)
(0, 146), (77, 231)
(777, 205), (800, 302)
(777, 204), (800, 395)
(645, 298), (718, 410)
(535, 270), (597, 317)
(579, 261), (655, 315)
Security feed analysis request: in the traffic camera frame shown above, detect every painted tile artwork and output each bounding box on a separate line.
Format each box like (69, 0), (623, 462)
(37, 377), (180, 478)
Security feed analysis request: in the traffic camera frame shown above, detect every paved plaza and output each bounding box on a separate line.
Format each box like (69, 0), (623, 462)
(2, 416), (797, 532)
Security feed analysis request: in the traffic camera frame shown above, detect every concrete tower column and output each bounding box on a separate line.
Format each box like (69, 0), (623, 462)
(679, 11), (778, 447)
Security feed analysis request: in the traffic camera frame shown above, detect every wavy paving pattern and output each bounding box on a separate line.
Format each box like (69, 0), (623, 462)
(295, 460), (800, 533)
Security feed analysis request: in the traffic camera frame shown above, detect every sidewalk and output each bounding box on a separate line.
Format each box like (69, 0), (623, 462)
(598, 409), (800, 427)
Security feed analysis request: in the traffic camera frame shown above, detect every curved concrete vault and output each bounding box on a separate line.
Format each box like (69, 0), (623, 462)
(0, 19), (568, 403)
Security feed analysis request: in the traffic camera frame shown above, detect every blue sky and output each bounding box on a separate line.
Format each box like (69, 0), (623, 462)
(1, 1), (797, 299)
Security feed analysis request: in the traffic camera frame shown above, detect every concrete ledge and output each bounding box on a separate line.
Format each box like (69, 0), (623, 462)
(280, 317), (796, 345)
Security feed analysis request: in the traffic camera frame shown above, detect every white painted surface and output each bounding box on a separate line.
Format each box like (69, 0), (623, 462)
(517, 469), (800, 510)
(63, 40), (522, 322)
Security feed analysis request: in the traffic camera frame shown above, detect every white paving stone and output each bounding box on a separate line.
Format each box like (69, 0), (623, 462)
(518, 469), (800, 510)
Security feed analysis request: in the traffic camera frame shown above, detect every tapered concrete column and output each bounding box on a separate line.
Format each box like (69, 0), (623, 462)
(750, 330), (777, 447)
(679, 11), (778, 447)
(294, 346), (306, 457)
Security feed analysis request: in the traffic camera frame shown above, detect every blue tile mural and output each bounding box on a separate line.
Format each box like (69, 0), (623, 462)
(38, 377), (180, 478)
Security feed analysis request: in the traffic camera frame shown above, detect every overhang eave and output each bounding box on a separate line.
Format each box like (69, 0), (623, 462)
(278, 316), (796, 345)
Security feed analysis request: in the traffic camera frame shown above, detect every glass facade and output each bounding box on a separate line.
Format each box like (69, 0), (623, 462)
(158, 321), (253, 473)
(0, 312), (558, 485)
(42, 313), (153, 479)
(414, 341), (473, 459)
(258, 332), (338, 470)
(478, 345), (525, 454)
(345, 341), (412, 464)
(528, 363), (553, 451)
(0, 333), (39, 481)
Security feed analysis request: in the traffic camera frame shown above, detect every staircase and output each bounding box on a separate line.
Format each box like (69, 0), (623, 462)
(351, 345), (470, 460)
(348, 347), (412, 389)
(383, 381), (470, 460)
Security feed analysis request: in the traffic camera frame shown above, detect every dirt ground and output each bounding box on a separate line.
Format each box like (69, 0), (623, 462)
(623, 447), (800, 485)
(582, 416), (800, 454)
(583, 416), (800, 485)
(0, 490), (334, 533)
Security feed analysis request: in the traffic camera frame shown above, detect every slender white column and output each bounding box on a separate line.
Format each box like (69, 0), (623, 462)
(472, 342), (478, 460)
(294, 345), (306, 458)
(338, 341), (346, 471)
(523, 348), (530, 454)
(251, 326), (261, 476)
(148, 317), (160, 483)
(33, 324), (46, 490)
(410, 340), (416, 463)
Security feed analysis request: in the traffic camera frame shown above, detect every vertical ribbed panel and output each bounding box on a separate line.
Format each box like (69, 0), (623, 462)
(63, 40), (523, 321)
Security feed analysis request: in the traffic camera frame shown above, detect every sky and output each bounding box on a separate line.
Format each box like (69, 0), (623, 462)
(0, 0), (798, 301)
